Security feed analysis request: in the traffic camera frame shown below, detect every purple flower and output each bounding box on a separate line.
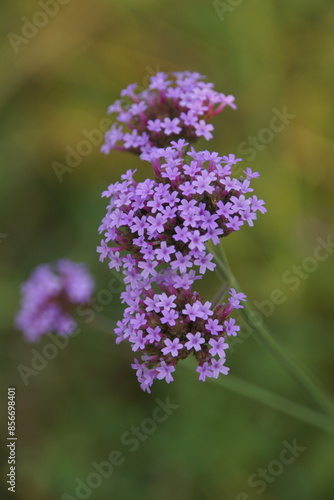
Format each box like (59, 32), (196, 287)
(149, 72), (171, 91)
(130, 331), (146, 351)
(96, 240), (110, 262)
(244, 167), (260, 180)
(224, 318), (240, 336)
(197, 362), (212, 382)
(188, 230), (206, 252)
(226, 216), (244, 231)
(98, 144), (265, 296)
(211, 358), (229, 378)
(193, 171), (216, 195)
(206, 318), (223, 335)
(138, 259), (157, 278)
(156, 361), (176, 383)
(16, 260), (94, 341)
(185, 332), (205, 352)
(197, 301), (214, 320)
(96, 84), (267, 393)
(157, 292), (177, 310)
(174, 226), (191, 243)
(222, 153), (242, 166)
(162, 338), (183, 357)
(146, 326), (162, 343)
(155, 242), (176, 263)
(194, 253), (216, 274)
(180, 110), (198, 127)
(147, 119), (163, 133)
(229, 194), (250, 213)
(250, 195), (267, 214)
(161, 308), (179, 326)
(171, 252), (193, 274)
(120, 83), (138, 98)
(208, 337), (228, 357)
(101, 71), (236, 156)
(229, 289), (247, 309)
(194, 120), (214, 140)
(116, 283), (245, 391)
(144, 295), (161, 313)
(162, 117), (182, 135)
(96, 143), (261, 387)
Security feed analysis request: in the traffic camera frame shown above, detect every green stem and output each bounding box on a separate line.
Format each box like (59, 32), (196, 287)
(78, 314), (116, 335)
(182, 358), (334, 434)
(209, 372), (334, 435)
(208, 241), (334, 418)
(212, 281), (229, 308)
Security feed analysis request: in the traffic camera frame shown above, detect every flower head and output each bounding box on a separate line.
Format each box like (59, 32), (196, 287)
(15, 260), (94, 341)
(120, 284), (244, 392)
(97, 76), (266, 393)
(101, 71), (236, 156)
(98, 144), (265, 296)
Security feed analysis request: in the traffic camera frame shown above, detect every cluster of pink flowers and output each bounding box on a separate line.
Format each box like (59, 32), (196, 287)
(16, 71), (265, 393)
(98, 141), (265, 292)
(118, 284), (245, 391)
(98, 136), (265, 391)
(16, 260), (94, 341)
(101, 71), (236, 156)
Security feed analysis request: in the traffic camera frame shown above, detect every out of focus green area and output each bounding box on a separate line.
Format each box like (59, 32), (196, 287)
(1, 0), (334, 499)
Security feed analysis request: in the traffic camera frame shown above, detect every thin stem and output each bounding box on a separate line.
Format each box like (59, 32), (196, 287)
(183, 358), (334, 434)
(78, 314), (116, 335)
(209, 372), (334, 435)
(208, 241), (334, 418)
(212, 282), (229, 308)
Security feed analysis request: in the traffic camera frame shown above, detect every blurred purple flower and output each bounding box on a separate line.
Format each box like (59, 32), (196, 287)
(16, 260), (94, 341)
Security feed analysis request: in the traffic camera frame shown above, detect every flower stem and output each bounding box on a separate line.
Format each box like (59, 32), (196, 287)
(209, 372), (334, 435)
(208, 241), (334, 418)
(212, 281), (229, 308)
(77, 313), (116, 335)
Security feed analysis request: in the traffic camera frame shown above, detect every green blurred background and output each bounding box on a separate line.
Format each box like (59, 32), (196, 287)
(1, 0), (334, 498)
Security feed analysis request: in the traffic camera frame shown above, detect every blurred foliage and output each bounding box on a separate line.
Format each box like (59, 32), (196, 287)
(1, 0), (334, 499)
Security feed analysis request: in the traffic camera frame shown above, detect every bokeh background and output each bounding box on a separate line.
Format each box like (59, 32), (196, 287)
(1, 0), (334, 498)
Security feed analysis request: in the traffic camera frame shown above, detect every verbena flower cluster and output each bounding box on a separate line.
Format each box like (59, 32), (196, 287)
(98, 140), (265, 392)
(118, 285), (246, 392)
(16, 260), (94, 341)
(98, 142), (265, 290)
(15, 71), (265, 394)
(101, 71), (236, 156)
